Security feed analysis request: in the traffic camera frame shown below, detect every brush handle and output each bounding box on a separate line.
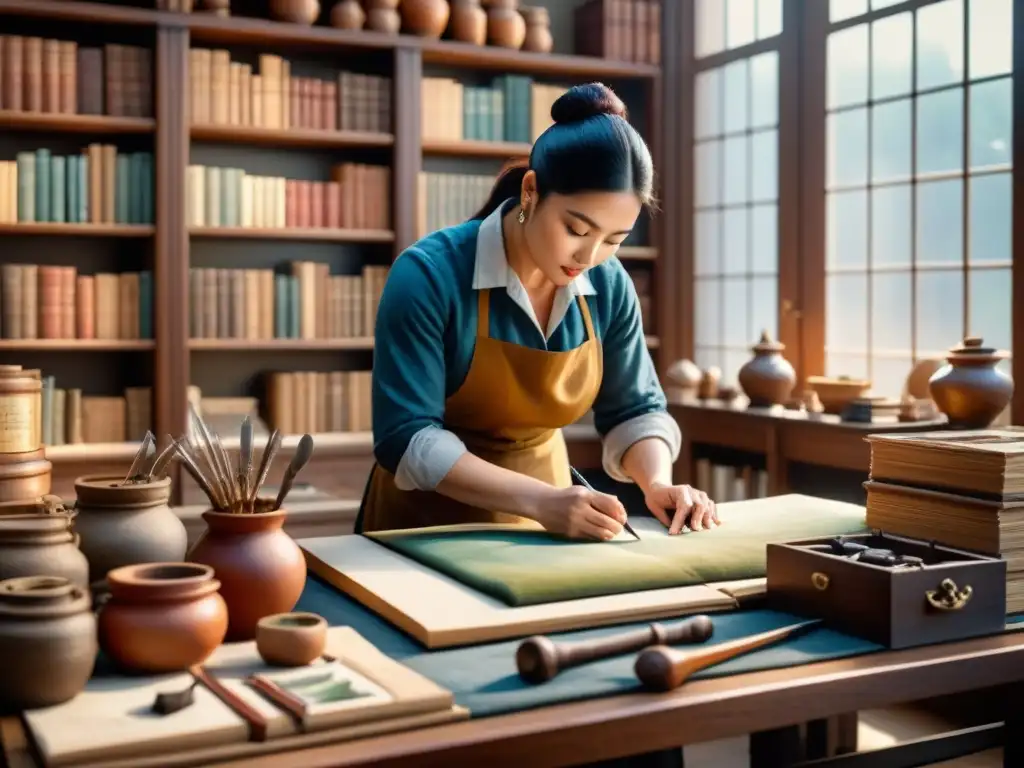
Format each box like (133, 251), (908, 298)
(249, 430), (281, 506)
(174, 442), (222, 510)
(147, 436), (179, 480)
(272, 434), (314, 511)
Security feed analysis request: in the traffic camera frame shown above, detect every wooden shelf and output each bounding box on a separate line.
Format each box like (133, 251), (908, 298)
(0, 223), (154, 237)
(0, 111), (155, 134)
(45, 441), (142, 463)
(0, 340), (154, 351)
(419, 39), (661, 78)
(190, 338), (374, 351)
(0, 0), (159, 26)
(219, 430), (373, 454)
(618, 246), (657, 260)
(184, 11), (400, 50)
(189, 227), (394, 243)
(422, 138), (531, 159)
(191, 124), (393, 149)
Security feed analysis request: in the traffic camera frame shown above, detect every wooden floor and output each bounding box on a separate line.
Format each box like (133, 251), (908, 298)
(683, 705), (1001, 766)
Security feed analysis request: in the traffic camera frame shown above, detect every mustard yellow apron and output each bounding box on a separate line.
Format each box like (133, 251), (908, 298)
(357, 288), (603, 532)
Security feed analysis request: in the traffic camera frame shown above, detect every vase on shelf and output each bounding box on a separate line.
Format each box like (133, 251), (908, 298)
(365, 0), (401, 32)
(737, 330), (796, 408)
(401, 0), (451, 37)
(448, 0), (487, 45)
(330, 0), (365, 28)
(269, 0), (320, 24)
(520, 5), (552, 52)
(486, 0), (526, 48)
(928, 336), (1014, 429)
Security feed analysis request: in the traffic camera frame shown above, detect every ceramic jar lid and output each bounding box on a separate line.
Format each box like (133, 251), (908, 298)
(947, 336), (1008, 362)
(751, 330), (784, 354)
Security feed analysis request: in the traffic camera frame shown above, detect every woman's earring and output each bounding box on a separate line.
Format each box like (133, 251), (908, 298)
(517, 207), (526, 225)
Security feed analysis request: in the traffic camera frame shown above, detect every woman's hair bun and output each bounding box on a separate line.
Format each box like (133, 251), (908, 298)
(550, 82), (628, 124)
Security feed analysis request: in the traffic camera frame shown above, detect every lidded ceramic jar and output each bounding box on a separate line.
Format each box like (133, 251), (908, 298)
(448, 0), (487, 45)
(72, 474), (187, 586)
(737, 330), (797, 407)
(928, 336), (1014, 428)
(0, 502), (89, 588)
(520, 5), (552, 52)
(0, 576), (97, 712)
(486, 0), (526, 48)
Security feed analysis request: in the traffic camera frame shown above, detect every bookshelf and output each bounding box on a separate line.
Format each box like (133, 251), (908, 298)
(0, 0), (671, 504)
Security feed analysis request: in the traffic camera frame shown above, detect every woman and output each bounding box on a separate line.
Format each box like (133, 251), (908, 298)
(360, 82), (718, 539)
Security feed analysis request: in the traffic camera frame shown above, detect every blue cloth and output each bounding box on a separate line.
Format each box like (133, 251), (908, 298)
(370, 211), (665, 474)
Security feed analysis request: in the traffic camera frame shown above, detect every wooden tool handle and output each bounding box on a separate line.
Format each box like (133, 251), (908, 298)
(516, 615), (714, 684)
(634, 620), (821, 693)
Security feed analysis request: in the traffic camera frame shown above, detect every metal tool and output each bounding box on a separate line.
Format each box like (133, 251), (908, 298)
(569, 466), (640, 541)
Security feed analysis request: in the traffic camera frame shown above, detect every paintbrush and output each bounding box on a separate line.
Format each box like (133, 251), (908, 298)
(146, 435), (180, 481)
(569, 466), (640, 541)
(272, 434), (314, 511)
(174, 440), (224, 509)
(248, 429), (281, 512)
(187, 405), (232, 507)
(238, 416), (254, 511)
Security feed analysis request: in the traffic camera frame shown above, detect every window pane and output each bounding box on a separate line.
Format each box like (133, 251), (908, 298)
(915, 270), (964, 354)
(828, 25), (869, 109)
(827, 273), (869, 351)
(750, 275), (777, 341)
(723, 135), (748, 205)
(723, 277), (749, 345)
(969, 78), (1012, 169)
(872, 13), (912, 100)
(694, 140), (721, 206)
(723, 59), (749, 133)
(871, 99), (912, 182)
(827, 108), (869, 187)
(827, 190), (868, 270)
(756, 0), (783, 39)
(871, 0), (903, 8)
(871, 358), (914, 399)
(695, 0), (725, 57)
(827, 352), (870, 380)
(916, 89), (964, 175)
(831, 0), (867, 23)
(726, 0), (757, 49)
(694, 277), (721, 345)
(694, 211), (721, 276)
(969, 0), (1012, 79)
(751, 129), (778, 202)
(916, 0), (965, 90)
(750, 51), (778, 128)
(968, 268), (1012, 351)
(694, 68), (722, 140)
(751, 203), (777, 273)
(916, 179), (963, 266)
(871, 185), (912, 268)
(723, 208), (748, 274)
(969, 173), (1011, 264)
(694, 346), (722, 372)
(871, 271), (913, 352)
(722, 350), (750, 387)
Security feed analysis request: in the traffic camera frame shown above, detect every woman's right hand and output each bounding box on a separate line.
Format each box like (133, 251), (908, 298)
(531, 485), (628, 541)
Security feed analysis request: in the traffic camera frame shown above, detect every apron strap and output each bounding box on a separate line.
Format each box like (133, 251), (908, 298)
(576, 293), (596, 343)
(476, 289), (491, 339)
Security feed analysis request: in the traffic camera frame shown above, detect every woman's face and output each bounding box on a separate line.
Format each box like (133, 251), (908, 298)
(519, 176), (642, 288)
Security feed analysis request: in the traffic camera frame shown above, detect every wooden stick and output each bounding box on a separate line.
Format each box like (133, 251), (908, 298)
(633, 619), (821, 692)
(516, 615), (715, 684)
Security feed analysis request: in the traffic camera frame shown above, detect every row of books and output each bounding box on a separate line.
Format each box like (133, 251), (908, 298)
(575, 0), (662, 64)
(415, 171), (494, 236)
(38, 379), (151, 446)
(189, 264), (388, 341)
(185, 163), (390, 232)
(1, 265), (152, 341)
(188, 49), (392, 134)
(0, 37), (151, 117)
(0, 147), (154, 226)
(422, 77), (561, 144)
(265, 369), (373, 436)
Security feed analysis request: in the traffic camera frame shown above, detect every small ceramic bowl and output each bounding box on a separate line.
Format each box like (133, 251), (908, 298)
(256, 612), (327, 667)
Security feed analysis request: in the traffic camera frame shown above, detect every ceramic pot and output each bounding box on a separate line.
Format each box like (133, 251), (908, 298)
(256, 612), (327, 666)
(0, 365), (43, 454)
(73, 475), (186, 586)
(401, 0), (450, 36)
(329, 0), (365, 28)
(0, 504), (89, 588)
(0, 576), (96, 713)
(365, 0), (400, 32)
(665, 359), (702, 401)
(698, 366), (721, 400)
(804, 375), (871, 415)
(269, 0), (320, 24)
(486, 0), (526, 48)
(520, 5), (552, 52)
(448, 0), (486, 44)
(929, 337), (1014, 429)
(737, 331), (797, 407)
(98, 562), (228, 673)
(187, 506), (306, 641)
(0, 448), (51, 503)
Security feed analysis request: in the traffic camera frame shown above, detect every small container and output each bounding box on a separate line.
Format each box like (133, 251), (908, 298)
(0, 448), (52, 504)
(0, 503), (89, 588)
(256, 612), (327, 666)
(0, 365), (43, 453)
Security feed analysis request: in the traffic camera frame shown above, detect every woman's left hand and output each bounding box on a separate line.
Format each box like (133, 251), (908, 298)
(643, 482), (719, 535)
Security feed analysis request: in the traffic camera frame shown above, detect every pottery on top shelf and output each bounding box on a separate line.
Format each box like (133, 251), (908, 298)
(0, 500), (89, 589)
(448, 0), (487, 44)
(72, 474), (188, 587)
(269, 0), (320, 24)
(365, 0), (401, 32)
(520, 5), (553, 52)
(737, 330), (796, 408)
(0, 576), (97, 713)
(486, 0), (527, 48)
(401, 0), (451, 36)
(928, 336), (1014, 429)
(330, 0), (365, 28)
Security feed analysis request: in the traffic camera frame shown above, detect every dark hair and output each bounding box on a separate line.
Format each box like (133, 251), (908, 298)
(471, 83), (655, 220)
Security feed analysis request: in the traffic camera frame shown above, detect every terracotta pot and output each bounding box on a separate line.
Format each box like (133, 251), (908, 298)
(520, 5), (552, 52)
(448, 0), (486, 44)
(256, 612), (327, 666)
(0, 576), (96, 713)
(0, 365), (43, 454)
(401, 0), (450, 36)
(73, 475), (186, 586)
(737, 331), (797, 407)
(0, 448), (51, 503)
(0, 504), (89, 588)
(929, 336), (1014, 429)
(365, 0), (400, 32)
(698, 366), (721, 400)
(187, 507), (306, 641)
(665, 359), (702, 401)
(269, 0), (320, 24)
(329, 0), (365, 28)
(98, 562), (227, 673)
(486, 0), (525, 48)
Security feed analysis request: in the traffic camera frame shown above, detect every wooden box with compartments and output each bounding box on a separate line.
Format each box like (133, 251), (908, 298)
(765, 532), (1007, 649)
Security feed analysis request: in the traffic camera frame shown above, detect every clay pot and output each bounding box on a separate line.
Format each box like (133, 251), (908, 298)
(0, 576), (96, 713)
(486, 0), (526, 48)
(269, 0), (320, 24)
(0, 448), (51, 503)
(804, 375), (871, 415)
(329, 0), (365, 28)
(698, 366), (721, 399)
(737, 331), (797, 407)
(0, 365), (43, 454)
(448, 0), (487, 44)
(665, 359), (702, 401)
(401, 0), (450, 36)
(365, 0), (400, 32)
(929, 337), (1014, 429)
(520, 5), (552, 52)
(187, 506), (306, 641)
(73, 475), (187, 586)
(256, 612), (327, 666)
(0, 504), (89, 588)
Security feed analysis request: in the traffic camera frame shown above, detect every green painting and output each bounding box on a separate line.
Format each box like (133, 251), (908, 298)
(367, 495), (869, 607)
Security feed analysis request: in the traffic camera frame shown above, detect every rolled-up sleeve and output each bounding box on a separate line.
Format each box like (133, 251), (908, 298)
(371, 249), (467, 491)
(591, 267), (681, 483)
